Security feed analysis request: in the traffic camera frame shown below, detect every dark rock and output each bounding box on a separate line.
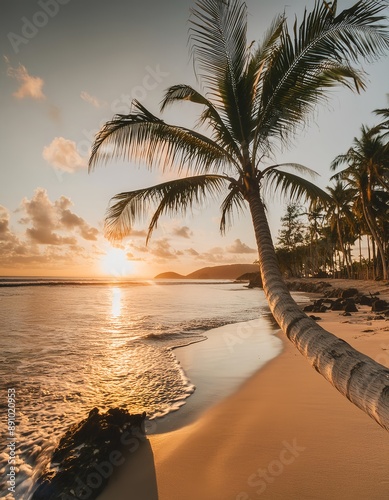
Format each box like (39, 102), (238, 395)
(32, 408), (146, 500)
(303, 304), (314, 312)
(341, 288), (359, 299)
(343, 299), (358, 313)
(309, 315), (322, 321)
(360, 295), (374, 306)
(371, 299), (389, 312)
(330, 298), (344, 311)
(342, 312), (352, 316)
(286, 280), (331, 295)
(243, 273), (262, 288)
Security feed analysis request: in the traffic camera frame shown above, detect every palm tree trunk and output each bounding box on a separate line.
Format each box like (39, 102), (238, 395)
(363, 202), (387, 280)
(367, 235), (372, 280)
(247, 189), (389, 431)
(337, 217), (352, 278)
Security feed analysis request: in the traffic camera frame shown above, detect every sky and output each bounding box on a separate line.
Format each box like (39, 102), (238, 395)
(0, 0), (388, 278)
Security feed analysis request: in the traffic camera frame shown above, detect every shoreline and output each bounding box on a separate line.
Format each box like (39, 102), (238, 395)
(98, 279), (389, 500)
(155, 290), (312, 433)
(155, 315), (283, 433)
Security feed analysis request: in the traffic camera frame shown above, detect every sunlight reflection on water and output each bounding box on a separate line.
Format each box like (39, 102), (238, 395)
(111, 286), (122, 318)
(0, 280), (281, 499)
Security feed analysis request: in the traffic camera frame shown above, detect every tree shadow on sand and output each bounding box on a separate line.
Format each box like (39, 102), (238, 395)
(97, 437), (158, 500)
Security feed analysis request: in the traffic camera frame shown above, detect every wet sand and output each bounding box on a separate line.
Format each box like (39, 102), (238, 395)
(98, 281), (389, 500)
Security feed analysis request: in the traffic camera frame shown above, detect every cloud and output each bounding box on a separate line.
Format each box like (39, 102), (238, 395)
(186, 247), (199, 256)
(20, 189), (98, 245)
(20, 189), (75, 245)
(48, 104), (61, 123)
(56, 196), (98, 241)
(7, 64), (45, 100)
(150, 239), (179, 260)
(59, 209), (99, 241)
(129, 229), (148, 238)
(43, 137), (87, 172)
(80, 91), (106, 108)
(227, 238), (257, 254)
(0, 205), (12, 240)
(0, 206), (21, 249)
(130, 238), (180, 261)
(130, 242), (149, 253)
(0, 192), (102, 273)
(0, 205), (62, 268)
(184, 245), (230, 264)
(173, 226), (192, 239)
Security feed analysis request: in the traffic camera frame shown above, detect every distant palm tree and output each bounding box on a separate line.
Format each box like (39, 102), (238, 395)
(331, 125), (389, 279)
(90, 0), (389, 429)
(326, 180), (358, 278)
(373, 107), (389, 137)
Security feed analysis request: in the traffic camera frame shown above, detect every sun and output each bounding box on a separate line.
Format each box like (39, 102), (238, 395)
(100, 247), (137, 277)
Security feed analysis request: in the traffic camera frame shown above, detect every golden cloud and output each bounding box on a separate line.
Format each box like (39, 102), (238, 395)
(43, 137), (87, 172)
(7, 64), (45, 100)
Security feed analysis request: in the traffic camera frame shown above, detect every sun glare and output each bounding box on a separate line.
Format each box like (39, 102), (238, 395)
(100, 247), (136, 277)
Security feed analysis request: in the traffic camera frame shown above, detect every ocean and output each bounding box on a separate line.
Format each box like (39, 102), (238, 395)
(0, 278), (292, 499)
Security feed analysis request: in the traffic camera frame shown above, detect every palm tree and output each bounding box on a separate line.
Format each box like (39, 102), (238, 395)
(331, 125), (389, 279)
(90, 0), (389, 430)
(373, 107), (389, 137)
(326, 180), (358, 278)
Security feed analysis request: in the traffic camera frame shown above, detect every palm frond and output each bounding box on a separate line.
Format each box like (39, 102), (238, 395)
(263, 168), (332, 205)
(89, 100), (237, 174)
(261, 162), (320, 178)
(160, 84), (243, 162)
(249, 14), (285, 158)
(374, 107), (389, 121)
(104, 174), (229, 242)
(330, 150), (354, 172)
(373, 107), (389, 136)
(326, 180), (358, 230)
(189, 0), (249, 141)
(219, 186), (246, 234)
(255, 0), (389, 151)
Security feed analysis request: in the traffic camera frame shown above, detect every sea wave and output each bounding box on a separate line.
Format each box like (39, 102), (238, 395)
(0, 278), (148, 287)
(0, 280), (269, 499)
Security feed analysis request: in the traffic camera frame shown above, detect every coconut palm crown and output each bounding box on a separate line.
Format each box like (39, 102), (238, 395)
(90, 0), (389, 430)
(331, 125), (389, 279)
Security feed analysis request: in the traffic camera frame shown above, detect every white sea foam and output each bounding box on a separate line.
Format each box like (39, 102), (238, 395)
(0, 280), (278, 498)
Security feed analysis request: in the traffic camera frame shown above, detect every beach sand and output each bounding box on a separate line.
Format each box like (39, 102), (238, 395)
(98, 284), (389, 500)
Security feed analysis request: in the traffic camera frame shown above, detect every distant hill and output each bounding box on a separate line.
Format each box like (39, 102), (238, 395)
(154, 264), (259, 280)
(154, 272), (186, 279)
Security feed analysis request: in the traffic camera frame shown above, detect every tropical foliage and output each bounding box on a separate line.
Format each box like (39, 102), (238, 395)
(275, 108), (389, 281)
(90, 0), (389, 430)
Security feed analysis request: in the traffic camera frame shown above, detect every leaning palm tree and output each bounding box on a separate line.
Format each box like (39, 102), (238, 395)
(90, 0), (389, 430)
